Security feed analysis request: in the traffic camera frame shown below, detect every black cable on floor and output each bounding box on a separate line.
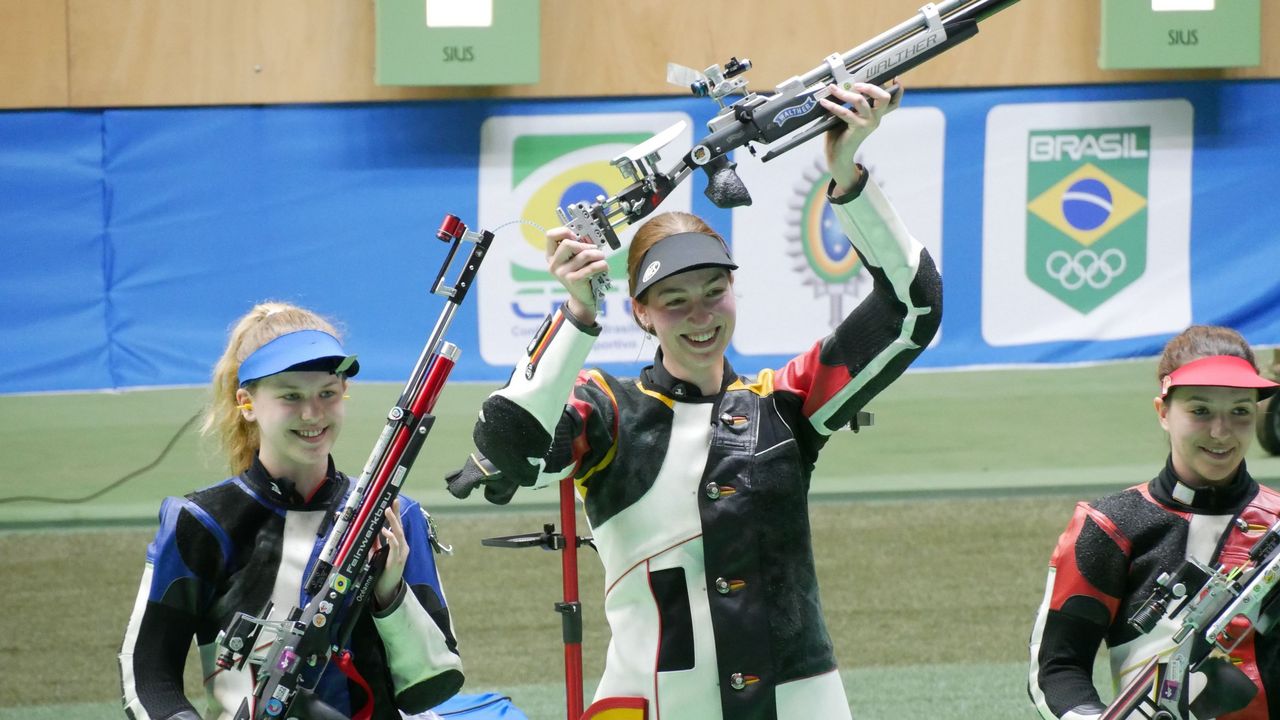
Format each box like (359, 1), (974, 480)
(0, 410), (201, 504)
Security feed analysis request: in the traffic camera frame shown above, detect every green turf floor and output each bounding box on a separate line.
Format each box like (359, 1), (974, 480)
(2, 360), (1276, 717)
(0, 662), (1052, 720)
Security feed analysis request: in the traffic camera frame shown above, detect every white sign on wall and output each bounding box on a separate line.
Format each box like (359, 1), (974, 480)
(730, 107), (946, 356)
(982, 100), (1193, 346)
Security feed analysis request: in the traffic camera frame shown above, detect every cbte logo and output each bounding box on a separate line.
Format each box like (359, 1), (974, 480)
(478, 113), (695, 365)
(787, 159), (870, 328)
(1025, 127), (1149, 313)
(508, 133), (649, 320)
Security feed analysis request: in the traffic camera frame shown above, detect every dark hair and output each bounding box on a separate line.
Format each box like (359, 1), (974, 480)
(1157, 325), (1259, 381)
(626, 212), (729, 331)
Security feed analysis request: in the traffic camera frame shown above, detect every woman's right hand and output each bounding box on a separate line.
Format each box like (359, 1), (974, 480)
(545, 226), (609, 325)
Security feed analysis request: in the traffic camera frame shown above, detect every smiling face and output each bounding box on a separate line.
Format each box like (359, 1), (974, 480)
(236, 370), (347, 489)
(1156, 385), (1259, 488)
(634, 266), (736, 395)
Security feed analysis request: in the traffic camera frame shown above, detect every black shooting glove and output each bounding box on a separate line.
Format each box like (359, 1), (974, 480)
(445, 452), (520, 505)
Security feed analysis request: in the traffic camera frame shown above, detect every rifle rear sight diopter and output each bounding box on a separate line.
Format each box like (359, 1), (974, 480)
(681, 56), (752, 103)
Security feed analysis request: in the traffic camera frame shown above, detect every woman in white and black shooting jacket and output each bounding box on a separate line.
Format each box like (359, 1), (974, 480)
(451, 80), (940, 720)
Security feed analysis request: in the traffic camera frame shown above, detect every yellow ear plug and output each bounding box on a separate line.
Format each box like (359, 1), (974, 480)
(237, 402), (253, 411)
(343, 394), (351, 399)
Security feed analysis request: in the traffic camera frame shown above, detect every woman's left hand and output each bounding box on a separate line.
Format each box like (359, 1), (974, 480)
(820, 80), (903, 195)
(372, 498), (409, 610)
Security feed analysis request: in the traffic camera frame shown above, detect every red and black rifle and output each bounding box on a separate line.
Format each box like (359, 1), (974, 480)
(213, 214), (494, 720)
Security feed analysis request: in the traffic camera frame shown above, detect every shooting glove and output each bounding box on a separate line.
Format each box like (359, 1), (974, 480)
(444, 453), (520, 505)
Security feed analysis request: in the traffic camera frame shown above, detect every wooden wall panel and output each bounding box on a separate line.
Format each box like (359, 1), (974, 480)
(67, 0), (369, 107)
(0, 0), (69, 108)
(5, 0), (1276, 110)
(64, 0), (522, 107)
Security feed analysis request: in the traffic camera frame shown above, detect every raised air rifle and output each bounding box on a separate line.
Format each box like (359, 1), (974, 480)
(557, 0), (1026, 305)
(1102, 520), (1280, 720)
(213, 214), (494, 720)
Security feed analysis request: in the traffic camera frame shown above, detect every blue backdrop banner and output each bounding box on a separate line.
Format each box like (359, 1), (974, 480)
(1, 80), (1278, 394)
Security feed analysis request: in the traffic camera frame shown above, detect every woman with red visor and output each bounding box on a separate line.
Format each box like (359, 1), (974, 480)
(1029, 325), (1280, 720)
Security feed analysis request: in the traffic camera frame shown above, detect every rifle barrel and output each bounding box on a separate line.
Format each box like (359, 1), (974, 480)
(799, 0), (1018, 88)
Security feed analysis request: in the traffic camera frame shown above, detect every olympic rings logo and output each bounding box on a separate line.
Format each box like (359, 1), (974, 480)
(1044, 248), (1127, 290)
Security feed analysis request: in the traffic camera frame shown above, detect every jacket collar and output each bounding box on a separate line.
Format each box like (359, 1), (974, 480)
(642, 348), (736, 401)
(242, 454), (346, 510)
(1150, 454), (1257, 514)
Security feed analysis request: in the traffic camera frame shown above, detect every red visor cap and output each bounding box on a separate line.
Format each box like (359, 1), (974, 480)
(1159, 354), (1279, 400)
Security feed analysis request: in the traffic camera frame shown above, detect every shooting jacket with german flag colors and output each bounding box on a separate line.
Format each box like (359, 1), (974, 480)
(119, 455), (464, 720)
(1028, 459), (1280, 720)
(472, 174), (941, 720)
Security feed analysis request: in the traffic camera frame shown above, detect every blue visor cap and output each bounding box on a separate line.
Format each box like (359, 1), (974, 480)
(237, 330), (360, 387)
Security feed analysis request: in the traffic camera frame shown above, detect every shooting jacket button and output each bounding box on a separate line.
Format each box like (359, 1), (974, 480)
(705, 483), (737, 500)
(714, 577), (745, 595)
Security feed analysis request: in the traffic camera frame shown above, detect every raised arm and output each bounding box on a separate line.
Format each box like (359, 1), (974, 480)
(452, 219), (621, 504)
(774, 168), (941, 443)
(772, 82), (941, 443)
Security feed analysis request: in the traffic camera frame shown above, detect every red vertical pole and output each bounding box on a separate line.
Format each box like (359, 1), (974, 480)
(559, 477), (585, 720)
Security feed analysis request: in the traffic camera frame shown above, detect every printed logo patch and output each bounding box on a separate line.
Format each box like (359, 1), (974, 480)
(1024, 129), (1150, 314)
(982, 100), (1193, 345)
(642, 260), (661, 283)
(730, 107), (945, 355)
(773, 95), (818, 127)
(798, 177), (860, 284)
(791, 162), (869, 329)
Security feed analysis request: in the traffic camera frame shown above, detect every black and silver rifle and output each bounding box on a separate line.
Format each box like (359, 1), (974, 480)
(556, 0), (1027, 304)
(1102, 520), (1280, 720)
